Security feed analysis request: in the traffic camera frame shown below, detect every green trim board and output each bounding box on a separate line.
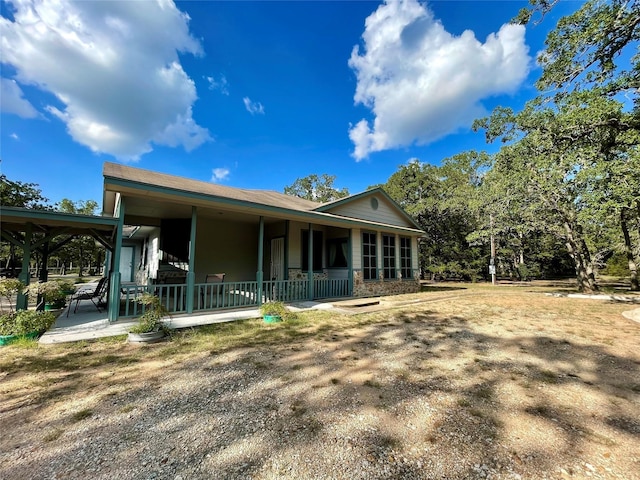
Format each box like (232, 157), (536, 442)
(103, 176), (424, 236)
(313, 187), (422, 231)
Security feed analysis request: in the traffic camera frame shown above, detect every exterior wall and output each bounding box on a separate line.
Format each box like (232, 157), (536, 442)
(327, 195), (413, 228)
(351, 228), (361, 270)
(288, 268), (328, 280)
(352, 269), (420, 297)
(194, 217), (259, 283)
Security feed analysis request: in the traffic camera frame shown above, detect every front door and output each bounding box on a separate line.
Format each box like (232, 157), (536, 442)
(270, 237), (285, 281)
(119, 246), (135, 282)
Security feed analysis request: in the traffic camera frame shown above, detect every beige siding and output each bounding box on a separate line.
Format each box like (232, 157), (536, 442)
(288, 222), (327, 269)
(194, 217), (258, 282)
(325, 194), (414, 228)
(351, 228), (361, 269)
(412, 236), (419, 272)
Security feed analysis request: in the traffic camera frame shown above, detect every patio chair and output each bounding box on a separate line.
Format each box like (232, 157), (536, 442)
(200, 273), (225, 308)
(67, 277), (109, 317)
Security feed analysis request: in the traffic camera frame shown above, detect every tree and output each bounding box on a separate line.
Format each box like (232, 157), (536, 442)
(0, 175), (53, 276)
(56, 199), (102, 276)
(381, 156), (488, 281)
(284, 174), (349, 202)
(517, 0), (639, 99)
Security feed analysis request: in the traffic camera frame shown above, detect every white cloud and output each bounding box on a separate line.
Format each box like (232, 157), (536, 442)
(211, 167), (230, 182)
(10, 133), (20, 140)
(206, 74), (229, 95)
(1, 0), (211, 160)
(243, 97), (265, 115)
(1, 78), (39, 118)
(348, 0), (530, 160)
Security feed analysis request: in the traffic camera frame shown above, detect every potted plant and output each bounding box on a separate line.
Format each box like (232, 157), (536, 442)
(260, 301), (289, 323)
(25, 280), (67, 310)
(128, 293), (170, 343)
(0, 310), (56, 345)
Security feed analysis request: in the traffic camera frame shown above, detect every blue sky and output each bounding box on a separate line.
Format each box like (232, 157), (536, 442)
(0, 0), (579, 209)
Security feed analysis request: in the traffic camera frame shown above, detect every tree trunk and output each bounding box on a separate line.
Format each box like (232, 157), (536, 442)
(564, 221), (598, 293)
(621, 208), (640, 291)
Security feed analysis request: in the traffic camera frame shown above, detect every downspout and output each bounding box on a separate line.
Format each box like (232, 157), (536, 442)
(186, 206), (197, 313)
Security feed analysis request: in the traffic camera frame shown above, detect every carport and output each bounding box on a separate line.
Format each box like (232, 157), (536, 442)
(0, 206), (119, 311)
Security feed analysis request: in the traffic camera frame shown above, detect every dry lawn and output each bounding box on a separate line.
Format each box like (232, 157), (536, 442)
(0, 284), (639, 479)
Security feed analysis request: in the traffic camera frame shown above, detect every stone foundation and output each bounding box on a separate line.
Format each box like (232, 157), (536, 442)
(288, 268), (328, 280)
(352, 270), (420, 297)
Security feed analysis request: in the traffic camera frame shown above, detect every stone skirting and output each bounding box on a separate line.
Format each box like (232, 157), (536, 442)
(288, 268), (328, 280)
(352, 270), (420, 297)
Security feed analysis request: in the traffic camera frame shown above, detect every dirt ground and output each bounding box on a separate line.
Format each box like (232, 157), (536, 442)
(0, 285), (639, 479)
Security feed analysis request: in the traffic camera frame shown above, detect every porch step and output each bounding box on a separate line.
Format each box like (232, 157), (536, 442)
(332, 297), (381, 308)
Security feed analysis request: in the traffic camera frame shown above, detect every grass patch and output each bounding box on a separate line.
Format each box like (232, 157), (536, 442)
(42, 428), (64, 442)
(364, 379), (382, 388)
(71, 408), (93, 422)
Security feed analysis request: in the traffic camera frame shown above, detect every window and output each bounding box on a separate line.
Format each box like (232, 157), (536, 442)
(362, 232), (377, 280)
(382, 234), (396, 279)
(327, 238), (348, 268)
(302, 230), (323, 272)
(400, 237), (412, 279)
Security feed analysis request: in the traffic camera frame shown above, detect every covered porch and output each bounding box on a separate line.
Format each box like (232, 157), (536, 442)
(112, 195), (354, 320)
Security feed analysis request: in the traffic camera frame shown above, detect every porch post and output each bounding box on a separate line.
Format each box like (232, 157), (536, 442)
(186, 206), (197, 313)
(16, 224), (32, 311)
(257, 216), (264, 306)
(308, 223), (314, 300)
(348, 229), (353, 296)
(284, 220), (290, 280)
(108, 198), (125, 322)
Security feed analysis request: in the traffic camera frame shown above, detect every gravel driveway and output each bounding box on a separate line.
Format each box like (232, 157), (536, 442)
(1, 289), (639, 479)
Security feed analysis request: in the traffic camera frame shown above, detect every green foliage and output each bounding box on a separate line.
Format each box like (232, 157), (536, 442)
(260, 301), (295, 320)
(0, 174), (51, 209)
(602, 253), (632, 276)
(130, 293), (169, 334)
(25, 281), (66, 303)
(284, 174), (350, 202)
(0, 310), (56, 336)
(0, 278), (25, 313)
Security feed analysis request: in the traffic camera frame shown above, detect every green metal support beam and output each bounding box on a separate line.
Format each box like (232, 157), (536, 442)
(308, 223), (314, 301)
(108, 198), (125, 322)
(348, 229), (353, 296)
(16, 224), (32, 311)
(256, 216), (264, 306)
(186, 206), (197, 313)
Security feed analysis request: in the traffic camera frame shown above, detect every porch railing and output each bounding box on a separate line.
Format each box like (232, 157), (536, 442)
(262, 279), (309, 303)
(313, 278), (350, 299)
(196, 281), (259, 311)
(119, 277), (353, 318)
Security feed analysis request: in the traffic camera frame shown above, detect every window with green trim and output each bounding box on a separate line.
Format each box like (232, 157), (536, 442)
(362, 232), (377, 280)
(382, 234), (396, 279)
(400, 237), (412, 279)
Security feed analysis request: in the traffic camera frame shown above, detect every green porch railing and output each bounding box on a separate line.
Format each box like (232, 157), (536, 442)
(195, 281), (259, 311)
(262, 279), (309, 303)
(313, 278), (350, 299)
(119, 276), (357, 318)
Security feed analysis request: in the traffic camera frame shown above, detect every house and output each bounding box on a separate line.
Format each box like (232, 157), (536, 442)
(102, 162), (424, 321)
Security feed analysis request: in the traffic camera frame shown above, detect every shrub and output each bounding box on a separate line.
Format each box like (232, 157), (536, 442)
(130, 293), (169, 334)
(260, 301), (295, 320)
(0, 278), (25, 313)
(0, 310), (56, 336)
(25, 281), (66, 304)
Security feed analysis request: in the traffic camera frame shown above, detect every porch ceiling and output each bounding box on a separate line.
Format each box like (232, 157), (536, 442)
(122, 197), (282, 225)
